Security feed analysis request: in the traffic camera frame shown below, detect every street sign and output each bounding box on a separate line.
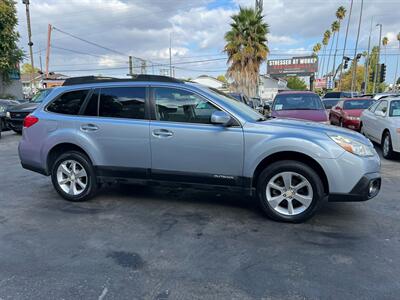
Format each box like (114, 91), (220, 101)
(267, 56), (318, 77)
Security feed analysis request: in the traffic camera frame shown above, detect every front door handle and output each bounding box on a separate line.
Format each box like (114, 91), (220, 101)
(152, 129), (174, 138)
(80, 124), (99, 132)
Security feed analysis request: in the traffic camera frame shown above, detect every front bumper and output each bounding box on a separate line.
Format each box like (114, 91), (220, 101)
(5, 117), (23, 131)
(328, 172), (381, 202)
(343, 119), (361, 131)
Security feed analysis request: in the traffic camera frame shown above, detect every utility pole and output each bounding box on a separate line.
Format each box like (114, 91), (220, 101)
(22, 0), (35, 93)
(169, 32), (172, 77)
(141, 60), (147, 74)
(364, 18), (373, 93)
(255, 0), (263, 12)
(45, 24), (52, 78)
(351, 0), (364, 92)
(127, 55), (133, 77)
(373, 24), (382, 94)
(339, 0), (353, 90)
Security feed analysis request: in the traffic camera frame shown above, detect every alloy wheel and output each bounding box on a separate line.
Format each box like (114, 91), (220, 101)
(383, 135), (390, 157)
(265, 171), (313, 216)
(56, 160), (88, 196)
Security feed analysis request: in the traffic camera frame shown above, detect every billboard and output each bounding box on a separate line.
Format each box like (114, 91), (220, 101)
(267, 56), (318, 77)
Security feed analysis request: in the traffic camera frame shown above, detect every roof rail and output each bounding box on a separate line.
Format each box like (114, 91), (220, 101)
(62, 75), (184, 86)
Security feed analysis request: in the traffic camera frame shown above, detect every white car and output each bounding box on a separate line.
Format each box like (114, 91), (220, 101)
(361, 97), (400, 159)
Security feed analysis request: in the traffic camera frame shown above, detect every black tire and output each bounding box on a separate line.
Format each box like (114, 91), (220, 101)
(256, 160), (325, 223)
(382, 131), (395, 159)
(13, 129), (22, 134)
(51, 151), (98, 202)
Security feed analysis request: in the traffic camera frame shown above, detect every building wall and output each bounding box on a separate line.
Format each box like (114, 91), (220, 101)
(0, 74), (23, 99)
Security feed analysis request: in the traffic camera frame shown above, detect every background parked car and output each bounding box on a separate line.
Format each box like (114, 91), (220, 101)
(6, 88), (52, 134)
(361, 97), (400, 159)
(372, 93), (400, 101)
(228, 92), (251, 106)
(322, 98), (340, 113)
(271, 91), (329, 123)
(0, 99), (21, 138)
(250, 97), (264, 114)
(329, 98), (375, 131)
(323, 91), (359, 99)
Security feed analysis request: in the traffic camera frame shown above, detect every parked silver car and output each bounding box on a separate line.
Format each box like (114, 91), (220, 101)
(361, 97), (400, 159)
(18, 75), (381, 222)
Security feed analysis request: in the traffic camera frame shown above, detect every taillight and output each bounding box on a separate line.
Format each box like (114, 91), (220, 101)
(23, 115), (39, 128)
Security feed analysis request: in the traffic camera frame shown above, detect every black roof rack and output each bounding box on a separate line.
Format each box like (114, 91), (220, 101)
(62, 75), (184, 86)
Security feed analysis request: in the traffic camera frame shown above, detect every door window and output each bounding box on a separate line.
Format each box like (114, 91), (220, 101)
(98, 87), (146, 119)
(47, 90), (89, 115)
(83, 90), (100, 116)
(154, 88), (220, 124)
(375, 101), (388, 116)
(368, 100), (380, 112)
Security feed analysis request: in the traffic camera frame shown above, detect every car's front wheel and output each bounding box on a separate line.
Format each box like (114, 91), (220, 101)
(382, 131), (395, 159)
(51, 151), (98, 202)
(257, 160), (325, 223)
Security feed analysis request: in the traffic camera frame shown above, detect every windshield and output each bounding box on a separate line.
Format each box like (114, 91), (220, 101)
(343, 100), (375, 110)
(323, 99), (339, 109)
(30, 89), (52, 103)
(273, 94), (324, 110)
(390, 100), (400, 117)
(207, 88), (265, 121)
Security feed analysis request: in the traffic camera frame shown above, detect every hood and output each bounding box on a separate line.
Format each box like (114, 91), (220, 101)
(7, 102), (39, 112)
(272, 109), (328, 122)
(257, 117), (372, 146)
(343, 109), (364, 117)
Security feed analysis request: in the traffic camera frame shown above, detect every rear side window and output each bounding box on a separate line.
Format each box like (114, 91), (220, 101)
(47, 90), (89, 115)
(98, 87), (145, 119)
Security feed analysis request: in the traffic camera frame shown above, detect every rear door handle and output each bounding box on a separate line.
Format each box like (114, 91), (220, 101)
(80, 124), (99, 132)
(152, 129), (174, 138)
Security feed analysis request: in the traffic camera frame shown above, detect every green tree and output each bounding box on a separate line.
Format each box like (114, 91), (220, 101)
(0, 0), (24, 83)
(286, 76), (307, 90)
(367, 46), (386, 93)
(224, 7), (269, 97)
(332, 6), (346, 78)
(21, 63), (40, 75)
(340, 64), (365, 91)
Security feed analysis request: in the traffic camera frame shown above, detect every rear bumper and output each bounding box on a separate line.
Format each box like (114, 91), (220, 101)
(328, 172), (381, 202)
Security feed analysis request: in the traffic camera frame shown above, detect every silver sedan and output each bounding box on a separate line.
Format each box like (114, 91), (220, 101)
(361, 97), (400, 159)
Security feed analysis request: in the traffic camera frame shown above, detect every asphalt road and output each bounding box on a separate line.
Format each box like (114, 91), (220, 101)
(0, 131), (399, 299)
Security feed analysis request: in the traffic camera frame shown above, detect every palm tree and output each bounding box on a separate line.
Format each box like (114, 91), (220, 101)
(320, 30), (331, 78)
(382, 36), (389, 65)
(326, 21), (340, 76)
(339, 0), (353, 89)
(394, 33), (400, 91)
(313, 43), (322, 76)
(332, 6), (346, 79)
(224, 7), (269, 97)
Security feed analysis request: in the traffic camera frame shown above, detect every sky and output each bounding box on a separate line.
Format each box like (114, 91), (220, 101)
(15, 0), (400, 84)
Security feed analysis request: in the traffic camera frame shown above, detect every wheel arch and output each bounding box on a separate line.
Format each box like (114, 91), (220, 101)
(252, 151), (329, 195)
(47, 143), (93, 175)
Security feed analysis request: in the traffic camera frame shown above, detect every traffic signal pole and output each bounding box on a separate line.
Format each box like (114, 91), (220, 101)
(22, 0), (35, 92)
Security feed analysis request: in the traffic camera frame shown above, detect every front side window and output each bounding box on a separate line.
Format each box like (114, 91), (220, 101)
(154, 87), (220, 124)
(389, 100), (400, 117)
(273, 94), (324, 110)
(368, 100), (380, 112)
(98, 87), (146, 119)
(375, 101), (388, 115)
(47, 90), (89, 115)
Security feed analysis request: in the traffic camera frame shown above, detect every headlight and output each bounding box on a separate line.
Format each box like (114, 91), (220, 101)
(6, 111), (11, 118)
(347, 116), (360, 121)
(328, 134), (375, 157)
(0, 106), (5, 113)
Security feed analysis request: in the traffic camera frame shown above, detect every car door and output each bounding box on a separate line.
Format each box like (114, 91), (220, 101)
(149, 86), (244, 186)
(78, 86), (151, 178)
(362, 100), (380, 138)
(372, 100), (389, 142)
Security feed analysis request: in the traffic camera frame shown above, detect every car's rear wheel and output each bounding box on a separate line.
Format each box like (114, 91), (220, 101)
(382, 131), (395, 159)
(51, 151), (98, 202)
(256, 160), (325, 223)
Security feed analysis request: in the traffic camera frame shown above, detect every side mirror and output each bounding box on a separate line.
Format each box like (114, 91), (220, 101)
(263, 104), (271, 111)
(211, 111), (232, 126)
(375, 111), (385, 117)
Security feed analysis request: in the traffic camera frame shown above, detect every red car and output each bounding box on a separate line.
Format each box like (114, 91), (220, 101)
(271, 91), (329, 123)
(329, 98), (375, 131)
